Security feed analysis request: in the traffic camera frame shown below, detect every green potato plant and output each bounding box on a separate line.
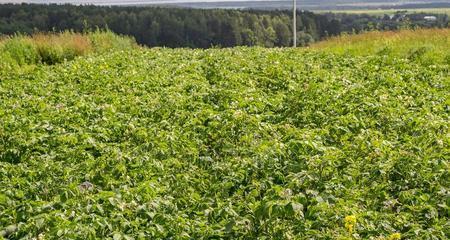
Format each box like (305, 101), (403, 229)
(0, 32), (449, 239)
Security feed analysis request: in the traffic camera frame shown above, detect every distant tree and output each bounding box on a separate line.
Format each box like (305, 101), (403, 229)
(0, 4), (446, 48)
(241, 29), (258, 46)
(273, 20), (291, 46)
(297, 31), (314, 46)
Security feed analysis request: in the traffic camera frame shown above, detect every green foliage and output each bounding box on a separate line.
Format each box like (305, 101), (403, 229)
(0, 4), (448, 49)
(88, 30), (137, 53)
(0, 37), (449, 239)
(0, 31), (137, 66)
(311, 29), (450, 65)
(1, 37), (40, 65)
(36, 44), (68, 65)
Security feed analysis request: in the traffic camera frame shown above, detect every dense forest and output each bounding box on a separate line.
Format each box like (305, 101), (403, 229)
(0, 4), (448, 48)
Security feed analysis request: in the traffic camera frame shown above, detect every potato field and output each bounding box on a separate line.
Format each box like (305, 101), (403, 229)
(0, 31), (449, 239)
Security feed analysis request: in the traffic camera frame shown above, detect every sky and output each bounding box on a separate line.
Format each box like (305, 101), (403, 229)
(0, 0), (445, 5)
(0, 0), (289, 6)
(2, 0), (274, 3)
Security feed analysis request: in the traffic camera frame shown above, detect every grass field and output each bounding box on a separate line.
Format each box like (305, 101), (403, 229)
(0, 29), (449, 239)
(311, 28), (450, 63)
(314, 8), (450, 16)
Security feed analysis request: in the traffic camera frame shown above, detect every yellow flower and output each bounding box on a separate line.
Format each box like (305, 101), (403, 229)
(344, 215), (357, 233)
(387, 233), (401, 240)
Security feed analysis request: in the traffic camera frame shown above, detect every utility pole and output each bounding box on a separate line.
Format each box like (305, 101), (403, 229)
(293, 0), (297, 47)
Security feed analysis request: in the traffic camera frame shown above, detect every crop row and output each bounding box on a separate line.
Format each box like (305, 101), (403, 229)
(0, 47), (448, 239)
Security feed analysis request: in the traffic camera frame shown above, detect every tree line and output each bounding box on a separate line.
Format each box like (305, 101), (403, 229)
(0, 4), (448, 48)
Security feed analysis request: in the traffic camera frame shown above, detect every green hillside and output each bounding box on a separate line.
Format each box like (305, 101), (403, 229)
(0, 30), (449, 239)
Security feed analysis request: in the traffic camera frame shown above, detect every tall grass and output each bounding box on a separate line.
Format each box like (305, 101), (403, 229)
(310, 28), (450, 64)
(32, 32), (93, 65)
(0, 37), (40, 66)
(0, 30), (137, 66)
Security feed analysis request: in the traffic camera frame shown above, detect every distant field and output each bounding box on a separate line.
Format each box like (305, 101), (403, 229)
(311, 28), (450, 62)
(314, 8), (450, 15)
